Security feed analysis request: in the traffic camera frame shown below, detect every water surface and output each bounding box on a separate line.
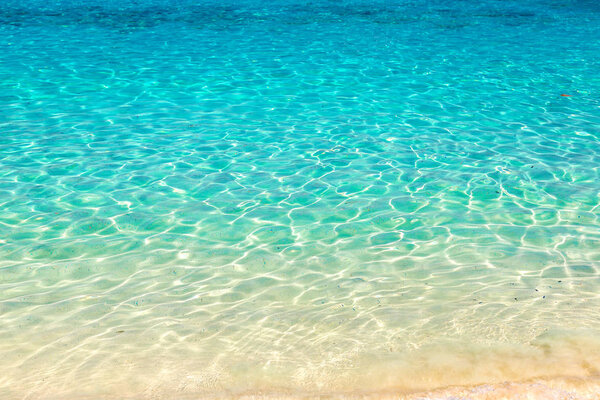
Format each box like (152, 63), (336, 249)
(1, 0), (600, 398)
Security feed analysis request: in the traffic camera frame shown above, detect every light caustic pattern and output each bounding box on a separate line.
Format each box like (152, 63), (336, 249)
(1, 0), (600, 398)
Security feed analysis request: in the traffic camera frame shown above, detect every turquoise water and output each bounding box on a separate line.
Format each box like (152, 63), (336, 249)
(1, 0), (600, 398)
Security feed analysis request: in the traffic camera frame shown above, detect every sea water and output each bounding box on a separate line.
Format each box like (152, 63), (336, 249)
(1, 0), (600, 398)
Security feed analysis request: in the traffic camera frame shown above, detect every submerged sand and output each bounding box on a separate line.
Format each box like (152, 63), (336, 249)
(4, 329), (600, 399)
(230, 378), (600, 399)
(14, 378), (600, 400)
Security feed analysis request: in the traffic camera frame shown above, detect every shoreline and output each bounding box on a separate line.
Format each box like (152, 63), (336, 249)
(10, 376), (600, 400)
(5, 330), (600, 400)
(194, 377), (600, 400)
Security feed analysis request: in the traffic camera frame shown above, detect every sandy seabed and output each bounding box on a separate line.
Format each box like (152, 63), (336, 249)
(151, 377), (600, 400)
(27, 378), (600, 400)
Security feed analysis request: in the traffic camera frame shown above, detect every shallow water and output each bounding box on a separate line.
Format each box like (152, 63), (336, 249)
(1, 0), (600, 398)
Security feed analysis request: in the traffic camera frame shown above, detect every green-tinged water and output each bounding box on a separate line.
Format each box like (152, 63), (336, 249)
(1, 0), (600, 398)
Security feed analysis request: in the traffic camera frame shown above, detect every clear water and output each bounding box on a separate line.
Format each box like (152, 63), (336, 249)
(1, 0), (600, 398)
